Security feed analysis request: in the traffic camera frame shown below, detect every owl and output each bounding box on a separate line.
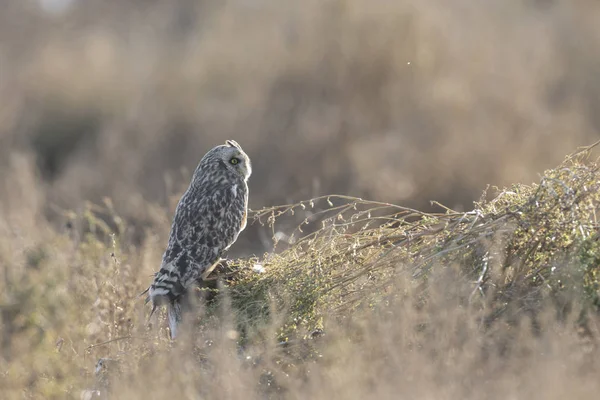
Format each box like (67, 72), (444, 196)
(144, 140), (251, 338)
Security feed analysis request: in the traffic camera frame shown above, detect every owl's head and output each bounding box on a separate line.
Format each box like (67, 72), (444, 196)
(200, 139), (252, 181)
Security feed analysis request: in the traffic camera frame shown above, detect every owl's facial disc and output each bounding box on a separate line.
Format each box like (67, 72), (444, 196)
(219, 145), (252, 180)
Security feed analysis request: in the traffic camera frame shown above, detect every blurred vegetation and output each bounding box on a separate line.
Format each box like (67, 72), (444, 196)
(2, 0), (600, 258)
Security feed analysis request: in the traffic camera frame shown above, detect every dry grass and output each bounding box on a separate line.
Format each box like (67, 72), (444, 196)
(2, 145), (600, 399)
(226, 142), (600, 340)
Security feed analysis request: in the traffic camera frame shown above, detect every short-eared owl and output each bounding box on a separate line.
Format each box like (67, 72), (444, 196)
(144, 140), (251, 338)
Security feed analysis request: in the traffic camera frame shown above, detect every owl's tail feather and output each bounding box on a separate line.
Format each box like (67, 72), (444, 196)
(167, 299), (182, 339)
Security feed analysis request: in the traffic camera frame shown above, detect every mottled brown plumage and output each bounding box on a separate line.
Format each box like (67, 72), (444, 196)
(144, 140), (251, 338)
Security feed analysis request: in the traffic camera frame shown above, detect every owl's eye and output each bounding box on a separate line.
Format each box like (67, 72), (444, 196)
(230, 157), (240, 165)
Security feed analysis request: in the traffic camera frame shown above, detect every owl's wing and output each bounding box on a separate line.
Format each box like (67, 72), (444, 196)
(150, 182), (243, 299)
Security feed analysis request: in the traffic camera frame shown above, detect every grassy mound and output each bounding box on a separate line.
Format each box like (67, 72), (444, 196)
(225, 142), (600, 341)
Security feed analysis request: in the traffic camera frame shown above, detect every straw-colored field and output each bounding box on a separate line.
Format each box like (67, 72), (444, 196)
(2, 1), (600, 399)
